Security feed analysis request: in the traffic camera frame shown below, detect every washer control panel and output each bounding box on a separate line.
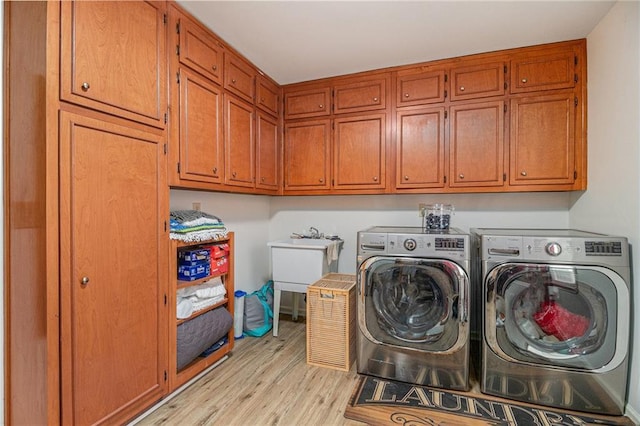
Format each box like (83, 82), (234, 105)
(358, 228), (469, 261)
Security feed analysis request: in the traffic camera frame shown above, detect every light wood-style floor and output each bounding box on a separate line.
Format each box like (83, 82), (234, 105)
(136, 317), (366, 425)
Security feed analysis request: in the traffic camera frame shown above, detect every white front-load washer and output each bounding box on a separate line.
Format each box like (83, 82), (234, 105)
(357, 226), (470, 391)
(472, 228), (630, 415)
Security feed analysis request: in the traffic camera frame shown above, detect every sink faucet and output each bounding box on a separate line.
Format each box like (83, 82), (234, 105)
(309, 227), (320, 238)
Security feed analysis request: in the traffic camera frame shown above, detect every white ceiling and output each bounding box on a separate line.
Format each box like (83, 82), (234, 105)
(176, 1), (615, 85)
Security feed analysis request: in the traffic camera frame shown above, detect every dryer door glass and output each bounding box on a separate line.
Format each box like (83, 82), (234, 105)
(361, 256), (467, 351)
(485, 263), (628, 370)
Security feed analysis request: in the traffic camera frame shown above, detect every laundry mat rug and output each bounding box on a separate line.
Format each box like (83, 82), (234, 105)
(344, 375), (635, 426)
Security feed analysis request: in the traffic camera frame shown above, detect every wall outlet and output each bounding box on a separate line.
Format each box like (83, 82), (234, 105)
(192, 202), (201, 211)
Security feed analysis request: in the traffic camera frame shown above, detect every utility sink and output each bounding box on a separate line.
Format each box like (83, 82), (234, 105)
(267, 238), (343, 336)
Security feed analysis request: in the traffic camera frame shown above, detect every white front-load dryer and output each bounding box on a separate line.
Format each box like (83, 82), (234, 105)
(472, 228), (630, 415)
(357, 226), (470, 391)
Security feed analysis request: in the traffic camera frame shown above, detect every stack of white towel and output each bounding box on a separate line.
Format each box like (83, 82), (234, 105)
(176, 277), (227, 319)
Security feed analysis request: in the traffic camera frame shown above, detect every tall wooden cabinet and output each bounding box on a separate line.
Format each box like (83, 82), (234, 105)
(5, 1), (168, 424)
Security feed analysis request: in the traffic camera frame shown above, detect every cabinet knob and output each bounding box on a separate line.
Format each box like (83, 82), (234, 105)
(319, 178), (324, 183)
(404, 93), (410, 98)
(318, 104), (324, 109)
(81, 82), (90, 91)
(521, 170), (527, 176)
(373, 176), (378, 182)
(232, 171), (237, 178)
(213, 167), (218, 174)
(232, 78), (237, 84)
(373, 97), (379, 102)
(404, 175), (409, 181)
(212, 65), (217, 71)
(521, 78), (528, 84)
(261, 177), (265, 182)
(80, 276), (90, 286)
(459, 173), (465, 179)
(459, 86), (465, 91)
(260, 98), (265, 103)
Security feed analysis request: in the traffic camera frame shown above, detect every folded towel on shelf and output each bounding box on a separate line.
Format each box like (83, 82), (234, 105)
(177, 298), (194, 319)
(178, 277), (225, 299)
(171, 210), (222, 224)
(170, 228), (228, 242)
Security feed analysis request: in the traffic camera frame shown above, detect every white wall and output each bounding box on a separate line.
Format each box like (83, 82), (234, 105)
(572, 0), (640, 418)
(270, 193), (572, 274)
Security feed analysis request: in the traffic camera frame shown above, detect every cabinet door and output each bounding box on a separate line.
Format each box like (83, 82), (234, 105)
(334, 77), (387, 115)
(450, 101), (505, 187)
(511, 48), (577, 93)
(179, 68), (224, 184)
(450, 62), (505, 101)
(257, 74), (280, 117)
(396, 107), (446, 189)
(224, 53), (256, 104)
(284, 120), (331, 191)
(510, 94), (575, 185)
(334, 114), (386, 189)
(284, 87), (331, 120)
(256, 112), (280, 191)
(178, 15), (223, 85)
(60, 1), (167, 128)
(59, 111), (167, 425)
(224, 94), (255, 187)
(396, 70), (446, 108)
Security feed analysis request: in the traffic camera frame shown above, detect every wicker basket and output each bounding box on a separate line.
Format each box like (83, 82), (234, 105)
(306, 274), (356, 371)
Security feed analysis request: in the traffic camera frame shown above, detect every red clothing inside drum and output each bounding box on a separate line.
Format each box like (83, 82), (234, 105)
(533, 300), (590, 341)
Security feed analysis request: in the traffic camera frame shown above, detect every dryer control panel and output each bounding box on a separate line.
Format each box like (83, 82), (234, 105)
(482, 234), (629, 267)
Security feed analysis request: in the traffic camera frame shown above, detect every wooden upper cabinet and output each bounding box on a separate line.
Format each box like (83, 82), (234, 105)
(449, 100), (505, 188)
(60, 1), (167, 128)
(450, 62), (505, 101)
(334, 114), (386, 189)
(177, 15), (223, 85)
(224, 53), (256, 104)
(284, 87), (331, 120)
(396, 107), (446, 189)
(256, 75), (280, 117)
(333, 76), (388, 115)
(284, 120), (331, 191)
(178, 68), (223, 184)
(396, 70), (446, 108)
(224, 94), (255, 188)
(510, 93), (575, 185)
(511, 47), (577, 93)
(256, 112), (280, 191)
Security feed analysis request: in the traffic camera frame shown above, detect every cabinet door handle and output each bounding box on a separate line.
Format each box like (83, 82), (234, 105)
(521, 170), (527, 176)
(459, 173), (465, 179)
(260, 98), (265, 103)
(232, 78), (237, 84)
(213, 167), (218, 174)
(81, 276), (90, 286)
(521, 78), (528, 84)
(261, 177), (265, 182)
(319, 178), (324, 183)
(373, 176), (378, 182)
(404, 93), (410, 98)
(81, 82), (90, 91)
(373, 97), (379, 102)
(212, 65), (217, 71)
(459, 86), (465, 91)
(232, 171), (237, 178)
(318, 104), (324, 109)
(404, 175), (409, 181)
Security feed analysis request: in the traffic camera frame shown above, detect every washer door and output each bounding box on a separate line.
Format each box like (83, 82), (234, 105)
(359, 256), (468, 353)
(485, 262), (629, 372)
